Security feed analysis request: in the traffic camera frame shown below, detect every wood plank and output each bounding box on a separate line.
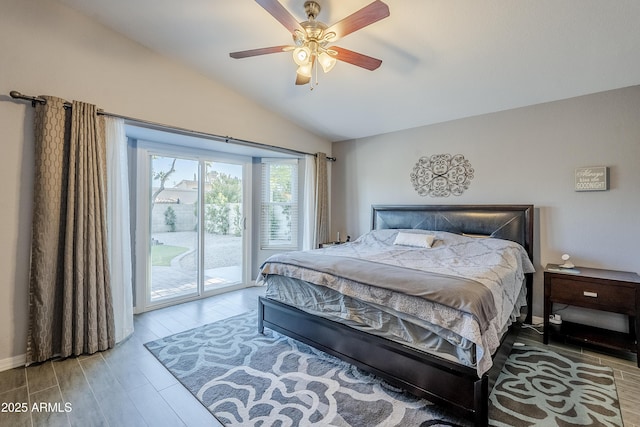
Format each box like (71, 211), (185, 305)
(79, 356), (147, 427)
(159, 383), (221, 427)
(53, 357), (108, 427)
(127, 383), (186, 427)
(0, 386), (31, 427)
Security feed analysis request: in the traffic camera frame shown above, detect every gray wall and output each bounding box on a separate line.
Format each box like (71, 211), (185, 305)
(331, 86), (640, 330)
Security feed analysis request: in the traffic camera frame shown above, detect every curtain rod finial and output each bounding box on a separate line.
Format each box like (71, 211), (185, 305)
(10, 90), (46, 106)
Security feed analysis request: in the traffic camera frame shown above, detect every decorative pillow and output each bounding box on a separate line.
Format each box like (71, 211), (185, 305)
(393, 231), (436, 248)
(462, 233), (491, 238)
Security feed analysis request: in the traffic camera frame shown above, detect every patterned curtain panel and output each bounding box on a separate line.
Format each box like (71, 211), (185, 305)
(27, 97), (115, 364)
(315, 152), (329, 245)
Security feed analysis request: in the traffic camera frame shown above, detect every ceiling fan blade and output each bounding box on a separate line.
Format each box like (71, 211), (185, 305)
(255, 0), (304, 34)
(230, 45), (292, 59)
(330, 46), (382, 71)
(324, 0), (389, 42)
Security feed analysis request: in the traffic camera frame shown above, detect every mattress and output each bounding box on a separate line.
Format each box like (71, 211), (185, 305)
(264, 274), (480, 367)
(259, 229), (535, 375)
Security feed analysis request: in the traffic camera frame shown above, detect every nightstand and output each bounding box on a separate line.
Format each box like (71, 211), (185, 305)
(543, 264), (640, 367)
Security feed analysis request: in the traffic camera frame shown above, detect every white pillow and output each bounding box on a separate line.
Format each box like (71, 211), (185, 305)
(393, 231), (436, 248)
(462, 233), (491, 239)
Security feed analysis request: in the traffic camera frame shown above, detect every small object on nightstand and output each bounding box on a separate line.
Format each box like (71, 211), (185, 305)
(559, 254), (575, 269)
(547, 255), (580, 274)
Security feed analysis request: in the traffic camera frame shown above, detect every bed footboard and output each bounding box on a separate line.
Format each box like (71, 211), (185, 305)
(258, 296), (518, 426)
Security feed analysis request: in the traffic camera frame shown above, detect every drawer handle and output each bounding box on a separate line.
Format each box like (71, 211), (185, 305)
(583, 291), (598, 298)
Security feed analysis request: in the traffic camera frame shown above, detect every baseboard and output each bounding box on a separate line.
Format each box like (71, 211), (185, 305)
(0, 354), (26, 372)
(531, 316), (544, 326)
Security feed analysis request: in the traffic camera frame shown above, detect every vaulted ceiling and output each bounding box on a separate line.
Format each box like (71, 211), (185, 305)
(57, 0), (640, 142)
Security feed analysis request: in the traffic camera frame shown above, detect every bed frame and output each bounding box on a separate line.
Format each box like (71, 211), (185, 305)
(258, 204), (534, 426)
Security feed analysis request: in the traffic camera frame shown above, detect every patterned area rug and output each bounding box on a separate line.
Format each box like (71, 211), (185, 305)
(145, 312), (623, 427)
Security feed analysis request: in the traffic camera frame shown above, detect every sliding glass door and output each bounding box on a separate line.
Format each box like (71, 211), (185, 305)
(143, 150), (249, 308)
(149, 156), (200, 302)
(203, 161), (244, 292)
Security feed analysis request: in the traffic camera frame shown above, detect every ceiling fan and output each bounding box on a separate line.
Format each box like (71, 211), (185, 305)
(230, 0), (390, 87)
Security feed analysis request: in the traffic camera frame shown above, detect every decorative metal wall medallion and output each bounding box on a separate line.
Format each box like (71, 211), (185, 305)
(410, 154), (474, 197)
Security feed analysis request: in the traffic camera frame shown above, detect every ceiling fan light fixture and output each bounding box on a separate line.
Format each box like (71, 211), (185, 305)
(297, 63), (312, 78)
(318, 51), (336, 73)
(293, 46), (311, 65)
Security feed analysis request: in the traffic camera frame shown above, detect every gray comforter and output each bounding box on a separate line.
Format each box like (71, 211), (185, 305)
(261, 252), (497, 330)
(259, 229), (535, 375)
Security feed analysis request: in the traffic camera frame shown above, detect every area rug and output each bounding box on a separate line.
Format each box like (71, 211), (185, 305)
(144, 312), (623, 427)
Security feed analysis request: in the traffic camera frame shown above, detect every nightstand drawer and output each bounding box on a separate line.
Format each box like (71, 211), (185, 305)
(549, 278), (635, 313)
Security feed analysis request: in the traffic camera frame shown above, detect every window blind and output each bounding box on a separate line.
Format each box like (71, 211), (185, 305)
(260, 159), (299, 249)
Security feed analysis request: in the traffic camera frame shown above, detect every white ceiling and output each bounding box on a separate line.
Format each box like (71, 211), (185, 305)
(57, 0), (640, 142)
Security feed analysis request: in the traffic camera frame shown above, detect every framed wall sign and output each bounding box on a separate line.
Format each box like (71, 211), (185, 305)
(575, 166), (609, 192)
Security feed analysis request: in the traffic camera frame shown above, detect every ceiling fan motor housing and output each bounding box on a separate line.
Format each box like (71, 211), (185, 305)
(304, 1), (321, 20)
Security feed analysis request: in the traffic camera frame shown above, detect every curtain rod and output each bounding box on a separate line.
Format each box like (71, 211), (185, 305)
(9, 90), (336, 162)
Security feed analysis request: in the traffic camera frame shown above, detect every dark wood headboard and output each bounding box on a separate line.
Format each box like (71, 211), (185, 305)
(371, 204), (535, 324)
(371, 204), (534, 262)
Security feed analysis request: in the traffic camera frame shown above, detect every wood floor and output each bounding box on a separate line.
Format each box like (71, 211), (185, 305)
(1, 286), (638, 427)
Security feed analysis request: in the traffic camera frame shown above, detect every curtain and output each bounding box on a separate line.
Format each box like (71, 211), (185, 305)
(315, 152), (330, 246)
(105, 117), (134, 343)
(302, 154), (317, 250)
(27, 97), (115, 364)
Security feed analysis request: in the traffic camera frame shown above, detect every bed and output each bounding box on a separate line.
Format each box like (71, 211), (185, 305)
(257, 205), (535, 426)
